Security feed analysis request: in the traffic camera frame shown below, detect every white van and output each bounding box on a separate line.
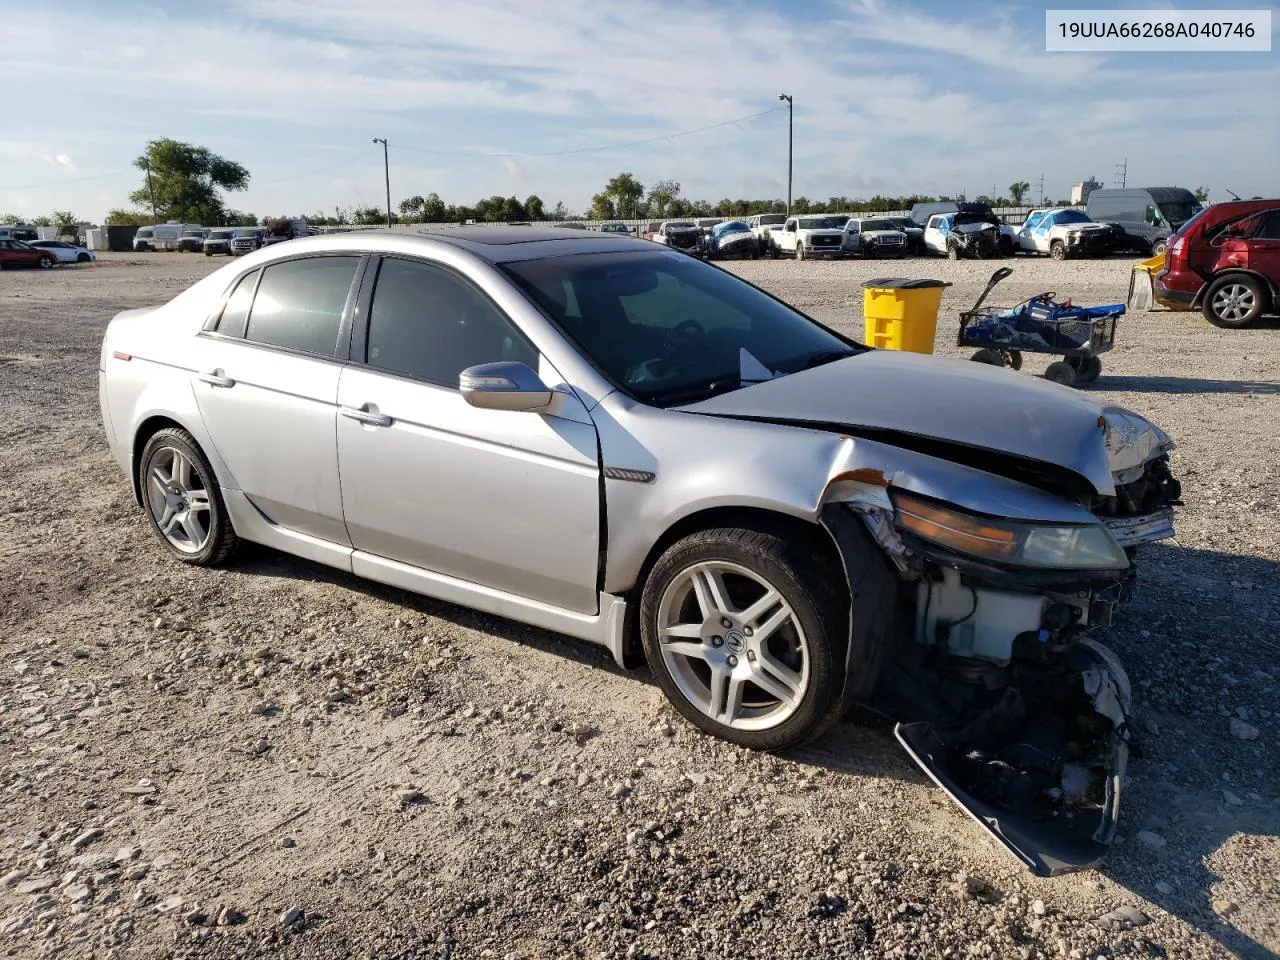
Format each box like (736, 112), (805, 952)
(133, 222), (201, 252)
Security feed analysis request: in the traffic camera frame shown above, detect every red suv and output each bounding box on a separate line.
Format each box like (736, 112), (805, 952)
(1154, 198), (1280, 328)
(0, 239), (58, 270)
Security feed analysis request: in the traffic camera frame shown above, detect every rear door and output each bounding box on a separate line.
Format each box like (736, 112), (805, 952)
(191, 254), (365, 545)
(335, 255), (602, 614)
(1245, 209), (1280, 284)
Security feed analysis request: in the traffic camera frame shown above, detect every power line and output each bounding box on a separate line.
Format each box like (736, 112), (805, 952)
(255, 149), (380, 185)
(393, 106), (787, 158)
(2, 169), (134, 191)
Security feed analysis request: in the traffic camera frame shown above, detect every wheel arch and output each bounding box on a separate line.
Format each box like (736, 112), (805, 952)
(130, 414), (215, 505)
(617, 505), (848, 669)
(1190, 269), (1276, 310)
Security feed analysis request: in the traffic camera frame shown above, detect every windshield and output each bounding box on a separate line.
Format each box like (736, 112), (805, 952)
(181, 230), (203, 237)
(208, 231), (232, 240)
(1054, 210), (1091, 224)
(798, 217), (841, 230)
(859, 219), (895, 232)
(1158, 200), (1203, 227)
(715, 221), (750, 234)
(757, 214), (786, 225)
(953, 213), (995, 228)
(501, 251), (858, 406)
(665, 222), (694, 229)
(136, 228), (153, 238)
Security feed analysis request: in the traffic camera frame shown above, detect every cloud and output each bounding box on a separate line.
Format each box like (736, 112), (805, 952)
(55, 154), (77, 172)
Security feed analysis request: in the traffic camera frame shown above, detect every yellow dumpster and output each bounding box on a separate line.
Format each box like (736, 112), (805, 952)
(861, 278), (952, 354)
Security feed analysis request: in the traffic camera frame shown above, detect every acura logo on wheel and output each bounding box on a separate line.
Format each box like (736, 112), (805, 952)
(725, 630), (746, 654)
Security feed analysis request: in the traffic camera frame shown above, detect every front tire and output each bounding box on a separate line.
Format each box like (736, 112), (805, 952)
(640, 526), (847, 750)
(138, 428), (239, 566)
(1202, 275), (1267, 328)
(77, 253), (91, 263)
(946, 244), (958, 261)
(1050, 240), (1067, 261)
(796, 243), (806, 261)
(37, 255), (55, 269)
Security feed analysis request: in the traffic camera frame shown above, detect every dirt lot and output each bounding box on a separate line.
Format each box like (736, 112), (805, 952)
(1, 250), (1277, 959)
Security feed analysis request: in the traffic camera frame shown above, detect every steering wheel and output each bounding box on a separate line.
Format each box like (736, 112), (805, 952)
(661, 318), (707, 356)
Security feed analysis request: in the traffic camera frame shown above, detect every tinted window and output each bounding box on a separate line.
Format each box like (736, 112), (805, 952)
(1255, 211), (1280, 240)
(502, 250), (856, 405)
(244, 257), (359, 356)
(366, 257), (538, 386)
(215, 269), (260, 337)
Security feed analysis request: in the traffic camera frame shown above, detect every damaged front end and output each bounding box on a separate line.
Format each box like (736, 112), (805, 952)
(818, 424), (1178, 876)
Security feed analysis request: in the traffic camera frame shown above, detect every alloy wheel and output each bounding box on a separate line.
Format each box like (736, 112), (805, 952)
(1211, 284), (1256, 324)
(145, 446), (212, 554)
(656, 561), (810, 732)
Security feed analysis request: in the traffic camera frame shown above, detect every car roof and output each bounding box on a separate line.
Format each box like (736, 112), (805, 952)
(219, 227), (652, 265)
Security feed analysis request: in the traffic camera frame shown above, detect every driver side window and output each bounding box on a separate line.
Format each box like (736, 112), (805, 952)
(365, 256), (539, 387)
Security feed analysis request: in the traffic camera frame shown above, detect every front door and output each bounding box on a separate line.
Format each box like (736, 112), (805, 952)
(336, 255), (602, 614)
(190, 254), (364, 545)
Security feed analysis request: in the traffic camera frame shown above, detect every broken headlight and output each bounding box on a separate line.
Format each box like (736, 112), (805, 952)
(891, 491), (1129, 571)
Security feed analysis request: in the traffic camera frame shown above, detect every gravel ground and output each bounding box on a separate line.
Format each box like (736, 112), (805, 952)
(1, 251), (1277, 959)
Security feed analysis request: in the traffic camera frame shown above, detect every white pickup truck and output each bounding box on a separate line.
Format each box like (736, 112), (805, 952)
(775, 215), (846, 260)
(1014, 208), (1114, 260)
(746, 213), (788, 253)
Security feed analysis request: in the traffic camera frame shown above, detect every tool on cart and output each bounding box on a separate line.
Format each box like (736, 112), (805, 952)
(957, 267), (1123, 388)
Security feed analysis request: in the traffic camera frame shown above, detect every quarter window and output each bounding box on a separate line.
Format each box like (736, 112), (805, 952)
(243, 256), (360, 357)
(215, 269), (260, 338)
(365, 257), (538, 387)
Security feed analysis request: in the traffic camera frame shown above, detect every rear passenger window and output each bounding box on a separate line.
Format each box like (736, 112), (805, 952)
(244, 257), (360, 357)
(1254, 212), (1280, 240)
(215, 269), (259, 338)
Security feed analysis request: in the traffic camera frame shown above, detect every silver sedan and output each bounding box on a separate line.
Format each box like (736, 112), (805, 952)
(100, 228), (1182, 875)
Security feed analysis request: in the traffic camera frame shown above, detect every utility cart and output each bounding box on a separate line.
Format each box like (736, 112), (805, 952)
(957, 267), (1123, 388)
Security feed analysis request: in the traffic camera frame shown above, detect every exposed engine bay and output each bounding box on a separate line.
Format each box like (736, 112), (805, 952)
(816, 424), (1180, 875)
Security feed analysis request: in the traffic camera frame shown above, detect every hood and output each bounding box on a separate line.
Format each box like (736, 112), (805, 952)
(677, 351), (1161, 497)
(799, 228), (845, 237)
(1057, 223), (1111, 234)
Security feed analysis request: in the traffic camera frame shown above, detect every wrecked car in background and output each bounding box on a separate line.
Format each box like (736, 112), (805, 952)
(99, 228), (1182, 878)
(649, 220), (704, 253)
(1015, 209), (1114, 260)
(925, 211), (1004, 260)
(748, 213), (788, 253)
(707, 220), (760, 259)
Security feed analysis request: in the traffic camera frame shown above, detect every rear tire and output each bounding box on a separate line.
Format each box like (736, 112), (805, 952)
(1044, 361), (1078, 387)
(640, 526), (850, 751)
(1202, 274), (1267, 329)
(1152, 240), (1167, 256)
(37, 255), (55, 269)
(138, 428), (239, 566)
(1069, 355), (1102, 383)
(970, 349), (1004, 366)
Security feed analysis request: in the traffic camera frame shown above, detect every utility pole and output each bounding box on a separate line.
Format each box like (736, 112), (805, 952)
(778, 94), (793, 214)
(372, 138), (391, 228)
(1035, 173), (1045, 206)
(1113, 158), (1127, 188)
(143, 159), (157, 222)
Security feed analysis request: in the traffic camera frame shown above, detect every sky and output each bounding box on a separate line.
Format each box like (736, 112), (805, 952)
(1, 0), (1276, 223)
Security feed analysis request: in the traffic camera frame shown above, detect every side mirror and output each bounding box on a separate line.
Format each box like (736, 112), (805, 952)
(459, 361), (554, 412)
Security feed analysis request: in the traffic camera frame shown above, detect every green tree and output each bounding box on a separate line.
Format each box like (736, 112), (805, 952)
(601, 172), (644, 220)
(30, 215), (52, 227)
(423, 193), (447, 221)
(1193, 186), (1209, 202)
(646, 179), (681, 218)
(524, 195), (544, 221)
(550, 201), (569, 220)
(1008, 181), (1030, 206)
(589, 192), (616, 220)
(352, 206), (385, 225)
(791, 196), (811, 214)
(131, 138), (250, 225)
(399, 196), (426, 222)
(104, 208), (151, 225)
(500, 196), (526, 221)
(224, 210), (259, 227)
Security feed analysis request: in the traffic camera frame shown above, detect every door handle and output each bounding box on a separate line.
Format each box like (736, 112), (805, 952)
(341, 405), (392, 427)
(199, 370), (235, 388)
